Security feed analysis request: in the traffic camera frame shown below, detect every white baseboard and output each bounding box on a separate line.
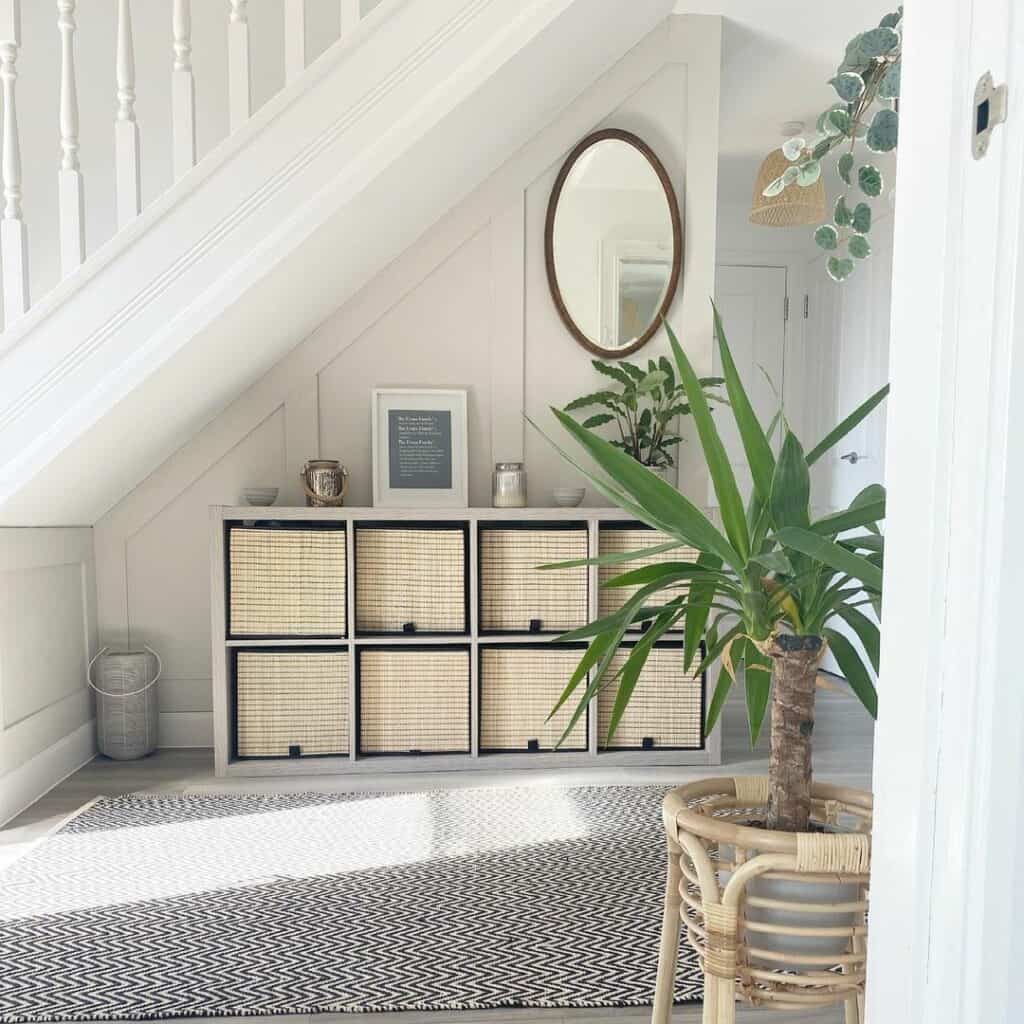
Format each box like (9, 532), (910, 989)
(159, 711), (213, 748)
(0, 719), (96, 826)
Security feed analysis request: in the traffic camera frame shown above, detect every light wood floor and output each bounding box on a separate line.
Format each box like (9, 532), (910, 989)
(2, 692), (873, 1024)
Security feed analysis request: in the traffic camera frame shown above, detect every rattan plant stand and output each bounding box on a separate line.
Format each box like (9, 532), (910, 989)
(653, 777), (872, 1024)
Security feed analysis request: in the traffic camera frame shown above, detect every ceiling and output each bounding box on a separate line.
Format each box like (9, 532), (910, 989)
(676, 1), (888, 202)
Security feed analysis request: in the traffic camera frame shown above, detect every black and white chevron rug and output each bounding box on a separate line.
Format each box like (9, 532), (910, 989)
(0, 785), (701, 1021)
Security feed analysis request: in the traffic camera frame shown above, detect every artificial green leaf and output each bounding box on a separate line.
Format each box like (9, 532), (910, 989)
(858, 164), (883, 197)
(602, 562), (722, 589)
(665, 321), (750, 561)
(834, 603), (881, 674)
(859, 26), (899, 56)
(548, 631), (614, 718)
(592, 360), (633, 387)
(684, 552), (722, 672)
(762, 176), (786, 198)
(815, 224), (839, 251)
(605, 613), (678, 742)
(838, 152), (854, 184)
(782, 165), (800, 186)
(839, 533), (885, 553)
(704, 668), (735, 735)
(812, 137), (833, 161)
(776, 527), (883, 592)
(798, 160), (821, 186)
(741, 639), (773, 746)
(581, 413), (615, 428)
(811, 499), (885, 535)
(770, 431), (811, 530)
(849, 234), (872, 260)
(564, 390), (619, 412)
(834, 195), (853, 227)
(658, 356), (676, 394)
(879, 10), (901, 28)
(637, 370), (668, 393)
(824, 628), (879, 717)
(878, 61), (901, 100)
(827, 257), (855, 282)
(548, 407), (743, 569)
(831, 72), (865, 102)
(620, 361), (646, 382)
(866, 108), (899, 153)
(782, 136), (805, 161)
(711, 301), (776, 505)
(538, 539), (682, 571)
(806, 384), (890, 465)
(852, 202), (872, 233)
(827, 108), (851, 136)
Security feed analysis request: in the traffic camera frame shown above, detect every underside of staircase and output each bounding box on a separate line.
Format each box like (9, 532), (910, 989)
(0, 0), (674, 526)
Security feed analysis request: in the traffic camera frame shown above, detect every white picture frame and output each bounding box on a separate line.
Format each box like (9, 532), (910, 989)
(371, 388), (469, 508)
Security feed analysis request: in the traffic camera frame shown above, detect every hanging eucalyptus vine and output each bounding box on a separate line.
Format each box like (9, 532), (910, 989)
(762, 7), (902, 281)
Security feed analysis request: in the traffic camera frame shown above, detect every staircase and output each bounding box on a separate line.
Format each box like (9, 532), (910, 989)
(0, 0), (675, 525)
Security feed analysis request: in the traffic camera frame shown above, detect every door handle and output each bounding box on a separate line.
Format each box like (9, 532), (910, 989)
(840, 451), (861, 464)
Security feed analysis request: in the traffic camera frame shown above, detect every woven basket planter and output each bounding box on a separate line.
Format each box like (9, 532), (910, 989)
(479, 526), (588, 633)
(355, 525), (467, 634)
(653, 777), (872, 1024)
(358, 647), (470, 755)
(598, 526), (697, 631)
(478, 645), (587, 753)
(597, 642), (703, 751)
(235, 649), (349, 758)
(229, 525), (346, 638)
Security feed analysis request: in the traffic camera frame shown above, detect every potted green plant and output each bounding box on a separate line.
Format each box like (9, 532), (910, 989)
(538, 306), (886, 1020)
(564, 357), (723, 480)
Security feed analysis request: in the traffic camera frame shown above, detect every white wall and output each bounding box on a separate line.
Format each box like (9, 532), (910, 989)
(91, 14), (722, 748)
(13, 0), (381, 307)
(0, 528), (97, 825)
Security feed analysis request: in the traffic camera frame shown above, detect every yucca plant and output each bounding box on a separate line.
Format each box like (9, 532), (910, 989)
(538, 305), (887, 832)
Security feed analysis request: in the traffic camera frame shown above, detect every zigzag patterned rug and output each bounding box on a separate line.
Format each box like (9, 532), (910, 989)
(0, 785), (701, 1021)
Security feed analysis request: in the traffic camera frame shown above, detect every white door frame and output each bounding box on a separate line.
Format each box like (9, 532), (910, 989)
(865, 0), (1024, 1019)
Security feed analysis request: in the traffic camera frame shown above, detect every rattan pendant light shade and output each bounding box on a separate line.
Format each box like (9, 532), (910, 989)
(750, 147), (827, 227)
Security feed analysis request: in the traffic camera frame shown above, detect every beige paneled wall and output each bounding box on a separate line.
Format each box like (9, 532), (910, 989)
(0, 528), (97, 824)
(93, 15), (722, 748)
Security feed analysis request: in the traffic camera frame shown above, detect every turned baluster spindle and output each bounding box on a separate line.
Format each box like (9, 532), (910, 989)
(115, 0), (140, 228)
(339, 0), (360, 37)
(0, 0), (27, 323)
(284, 0), (305, 84)
(57, 0), (83, 275)
(172, 0), (195, 179)
(228, 0), (251, 132)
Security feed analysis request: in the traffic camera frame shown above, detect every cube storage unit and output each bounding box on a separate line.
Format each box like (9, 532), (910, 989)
(358, 646), (471, 755)
(597, 641), (704, 751)
(234, 648), (349, 758)
(212, 508), (720, 776)
(598, 524), (698, 630)
(355, 524), (468, 635)
(479, 645), (587, 753)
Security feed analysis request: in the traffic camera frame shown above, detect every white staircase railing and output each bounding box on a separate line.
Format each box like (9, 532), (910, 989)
(0, 0), (367, 333)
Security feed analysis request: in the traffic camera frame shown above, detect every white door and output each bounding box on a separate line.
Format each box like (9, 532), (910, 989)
(711, 265), (787, 505)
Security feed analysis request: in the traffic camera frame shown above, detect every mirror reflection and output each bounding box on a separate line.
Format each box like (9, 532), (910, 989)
(547, 132), (680, 356)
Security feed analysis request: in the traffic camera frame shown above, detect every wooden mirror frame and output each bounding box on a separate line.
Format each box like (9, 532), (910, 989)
(544, 128), (683, 359)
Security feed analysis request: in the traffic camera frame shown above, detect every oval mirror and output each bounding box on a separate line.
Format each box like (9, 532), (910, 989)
(545, 129), (682, 358)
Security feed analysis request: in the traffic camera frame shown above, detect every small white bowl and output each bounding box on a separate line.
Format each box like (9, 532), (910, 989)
(553, 487), (585, 508)
(243, 487), (279, 507)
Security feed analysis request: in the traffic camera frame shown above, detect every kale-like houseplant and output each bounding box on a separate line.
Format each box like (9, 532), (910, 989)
(564, 358), (723, 474)
(542, 307), (886, 831)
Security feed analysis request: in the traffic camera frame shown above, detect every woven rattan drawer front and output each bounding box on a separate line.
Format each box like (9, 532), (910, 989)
(598, 526), (697, 631)
(478, 646), (587, 753)
(235, 649), (349, 758)
(479, 526), (588, 633)
(598, 643), (703, 751)
(355, 526), (466, 634)
(229, 526), (346, 637)
(358, 647), (470, 755)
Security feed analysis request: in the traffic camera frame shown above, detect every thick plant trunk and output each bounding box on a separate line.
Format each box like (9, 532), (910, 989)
(766, 634), (824, 832)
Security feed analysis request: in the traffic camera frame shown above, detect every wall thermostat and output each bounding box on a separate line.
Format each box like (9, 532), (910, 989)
(973, 71), (1008, 160)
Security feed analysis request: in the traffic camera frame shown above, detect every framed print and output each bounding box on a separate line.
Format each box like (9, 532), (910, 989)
(372, 388), (469, 508)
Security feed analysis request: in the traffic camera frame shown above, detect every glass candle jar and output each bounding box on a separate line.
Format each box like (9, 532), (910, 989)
(492, 462), (527, 507)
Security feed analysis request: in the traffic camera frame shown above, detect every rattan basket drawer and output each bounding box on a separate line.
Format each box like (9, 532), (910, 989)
(598, 642), (703, 751)
(478, 645), (587, 753)
(358, 647), (470, 755)
(235, 649), (349, 758)
(229, 525), (346, 638)
(479, 526), (588, 633)
(355, 525), (467, 635)
(598, 525), (697, 631)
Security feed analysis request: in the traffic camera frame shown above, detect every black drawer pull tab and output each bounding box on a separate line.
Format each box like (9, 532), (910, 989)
(527, 738), (540, 753)
(528, 618), (542, 633)
(402, 622), (416, 634)
(641, 737), (655, 751)
(288, 744), (301, 758)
